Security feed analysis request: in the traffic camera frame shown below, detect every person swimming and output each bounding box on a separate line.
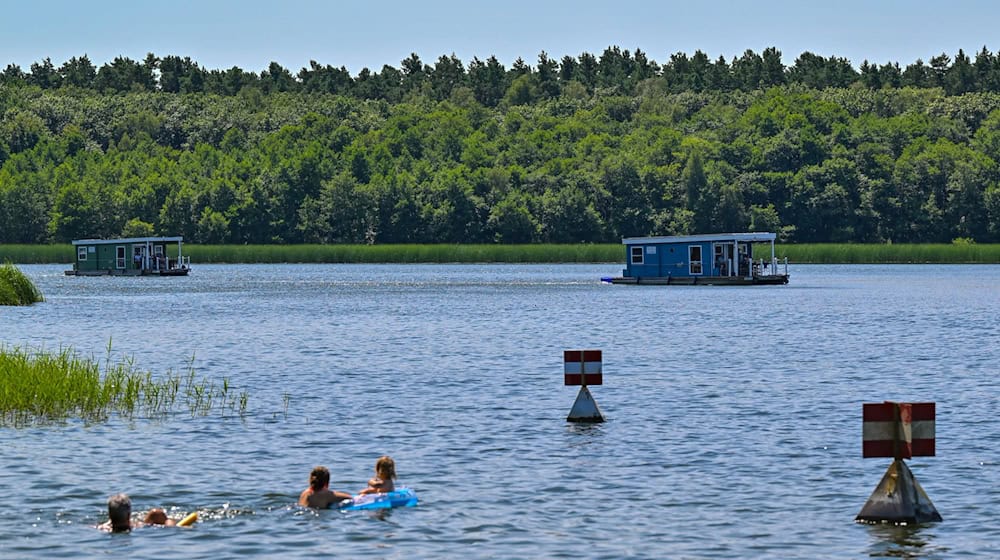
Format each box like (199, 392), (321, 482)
(358, 455), (396, 495)
(143, 508), (177, 526)
(299, 465), (353, 508)
(97, 494), (191, 531)
(98, 493), (138, 532)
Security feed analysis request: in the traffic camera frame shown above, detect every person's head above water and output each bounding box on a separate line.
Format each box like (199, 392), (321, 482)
(144, 508), (168, 525)
(375, 456), (396, 480)
(309, 465), (331, 491)
(107, 493), (133, 532)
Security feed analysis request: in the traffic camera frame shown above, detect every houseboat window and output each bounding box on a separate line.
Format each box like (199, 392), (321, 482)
(77, 247), (87, 261)
(154, 245), (164, 255)
(630, 246), (644, 265)
(689, 245), (703, 275)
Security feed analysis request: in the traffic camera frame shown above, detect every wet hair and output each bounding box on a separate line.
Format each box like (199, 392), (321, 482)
(309, 466), (330, 491)
(375, 456), (396, 481)
(144, 508), (168, 525)
(107, 493), (132, 532)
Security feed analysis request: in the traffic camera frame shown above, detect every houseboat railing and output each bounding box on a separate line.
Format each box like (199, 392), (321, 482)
(753, 257), (789, 278)
(139, 254), (190, 272)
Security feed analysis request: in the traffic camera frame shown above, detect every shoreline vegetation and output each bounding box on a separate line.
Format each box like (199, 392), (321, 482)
(0, 243), (998, 265)
(0, 343), (249, 426)
(3, 52), (1000, 248)
(0, 262), (43, 305)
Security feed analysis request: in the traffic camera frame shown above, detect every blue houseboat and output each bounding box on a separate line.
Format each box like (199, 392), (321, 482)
(603, 232), (789, 285)
(65, 236), (191, 276)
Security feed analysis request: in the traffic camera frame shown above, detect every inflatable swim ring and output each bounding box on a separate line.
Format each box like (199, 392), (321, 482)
(339, 488), (418, 511)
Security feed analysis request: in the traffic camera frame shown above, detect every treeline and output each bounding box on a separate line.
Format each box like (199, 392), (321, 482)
(1, 47), (1000, 244)
(7, 47), (1000, 100)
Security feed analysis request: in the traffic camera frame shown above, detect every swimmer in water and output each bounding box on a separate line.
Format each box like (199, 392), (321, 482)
(98, 493), (142, 532)
(144, 508), (177, 526)
(97, 494), (185, 531)
(358, 455), (396, 495)
(299, 466), (353, 508)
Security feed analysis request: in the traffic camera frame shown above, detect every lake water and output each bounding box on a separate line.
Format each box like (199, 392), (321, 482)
(1, 263), (998, 559)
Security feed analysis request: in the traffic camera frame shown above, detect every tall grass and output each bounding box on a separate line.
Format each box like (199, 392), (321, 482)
(2, 243), (999, 264)
(780, 244), (1000, 264)
(0, 245), (69, 264)
(0, 343), (249, 426)
(185, 244), (623, 263)
(0, 262), (43, 305)
(175, 242), (1000, 264)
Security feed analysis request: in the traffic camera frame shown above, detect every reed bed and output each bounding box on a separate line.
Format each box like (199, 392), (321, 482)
(780, 244), (1000, 264)
(0, 262), (43, 305)
(0, 245), (70, 264)
(185, 244), (623, 263)
(3, 243), (999, 264)
(0, 344), (249, 426)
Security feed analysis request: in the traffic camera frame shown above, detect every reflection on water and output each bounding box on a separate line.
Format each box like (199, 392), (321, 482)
(865, 523), (948, 558)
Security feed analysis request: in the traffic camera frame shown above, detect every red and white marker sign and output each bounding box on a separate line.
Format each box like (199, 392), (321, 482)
(564, 350), (602, 386)
(862, 402), (935, 458)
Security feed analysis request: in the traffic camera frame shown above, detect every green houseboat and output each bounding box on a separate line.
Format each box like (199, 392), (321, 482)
(65, 236), (191, 276)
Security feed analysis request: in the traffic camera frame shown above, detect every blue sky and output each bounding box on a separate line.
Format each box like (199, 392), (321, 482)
(4, 0), (999, 74)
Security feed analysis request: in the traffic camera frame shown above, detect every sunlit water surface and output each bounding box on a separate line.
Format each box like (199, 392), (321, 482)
(1, 263), (998, 559)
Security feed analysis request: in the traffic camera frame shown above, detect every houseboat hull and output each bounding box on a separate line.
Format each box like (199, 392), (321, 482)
(604, 274), (789, 286)
(157, 267), (190, 277)
(64, 268), (190, 277)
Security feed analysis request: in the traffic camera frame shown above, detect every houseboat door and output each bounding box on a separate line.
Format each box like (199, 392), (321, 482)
(738, 243), (750, 276)
(133, 246), (145, 271)
(116, 246), (126, 270)
(688, 245), (703, 275)
(153, 244), (164, 271)
(713, 243), (733, 276)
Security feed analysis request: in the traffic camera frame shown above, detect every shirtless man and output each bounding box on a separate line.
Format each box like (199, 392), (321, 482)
(99, 493), (142, 532)
(299, 466), (352, 508)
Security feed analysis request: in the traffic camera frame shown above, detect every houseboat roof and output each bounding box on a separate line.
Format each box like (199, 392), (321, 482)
(621, 232), (777, 245)
(71, 236), (184, 246)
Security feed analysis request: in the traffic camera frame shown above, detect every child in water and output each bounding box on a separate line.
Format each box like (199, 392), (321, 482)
(144, 508), (176, 526)
(358, 455), (396, 495)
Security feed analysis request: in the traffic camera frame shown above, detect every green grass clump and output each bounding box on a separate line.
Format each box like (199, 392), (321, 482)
(0, 262), (43, 305)
(0, 344), (249, 426)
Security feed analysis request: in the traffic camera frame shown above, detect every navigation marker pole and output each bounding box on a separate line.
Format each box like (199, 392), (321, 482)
(564, 350), (605, 423)
(856, 401), (941, 524)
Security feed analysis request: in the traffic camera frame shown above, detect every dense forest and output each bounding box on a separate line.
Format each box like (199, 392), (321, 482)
(1, 46), (1000, 244)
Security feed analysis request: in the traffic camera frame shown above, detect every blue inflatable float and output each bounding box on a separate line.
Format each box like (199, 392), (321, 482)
(339, 488), (418, 511)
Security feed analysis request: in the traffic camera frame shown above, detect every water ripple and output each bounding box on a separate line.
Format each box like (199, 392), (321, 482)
(1, 263), (998, 558)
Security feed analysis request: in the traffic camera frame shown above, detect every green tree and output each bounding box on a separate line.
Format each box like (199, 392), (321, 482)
(121, 217), (154, 237)
(468, 56), (508, 107)
(28, 58), (61, 89)
(430, 54), (465, 101)
(536, 51), (560, 99)
(59, 55), (96, 88)
(503, 74), (536, 106)
(487, 192), (538, 243)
